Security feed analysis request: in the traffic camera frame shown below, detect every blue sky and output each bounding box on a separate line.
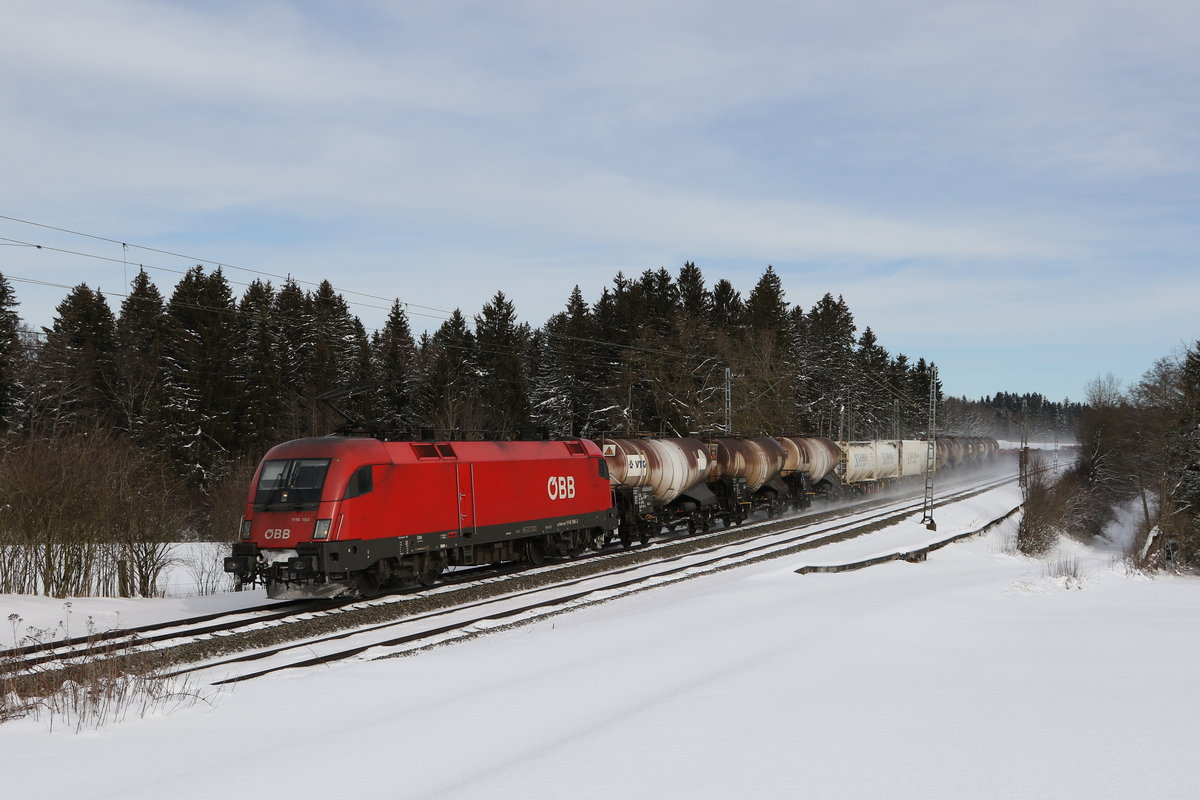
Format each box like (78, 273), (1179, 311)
(2, 0), (1197, 403)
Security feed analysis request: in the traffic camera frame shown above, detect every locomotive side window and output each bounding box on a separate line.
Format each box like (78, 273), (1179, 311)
(597, 457), (609, 480)
(344, 465), (375, 499)
(255, 458), (331, 510)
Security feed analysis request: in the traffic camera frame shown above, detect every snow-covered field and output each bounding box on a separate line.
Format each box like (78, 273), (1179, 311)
(4, 480), (1198, 800)
(1, 542), (269, 649)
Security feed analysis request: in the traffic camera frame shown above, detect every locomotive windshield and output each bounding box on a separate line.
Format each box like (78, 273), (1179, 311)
(254, 458), (331, 510)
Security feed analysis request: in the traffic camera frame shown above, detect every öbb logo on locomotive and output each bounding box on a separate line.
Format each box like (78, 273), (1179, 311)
(263, 528), (292, 540)
(547, 475), (576, 500)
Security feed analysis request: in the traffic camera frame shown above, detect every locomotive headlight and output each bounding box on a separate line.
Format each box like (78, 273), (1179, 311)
(313, 519), (332, 540)
(239, 519), (252, 541)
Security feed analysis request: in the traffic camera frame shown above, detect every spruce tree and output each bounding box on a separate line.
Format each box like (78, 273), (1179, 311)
(800, 293), (857, 438)
(677, 261), (713, 319)
(1165, 343), (1200, 566)
(34, 284), (119, 435)
(888, 353), (912, 435)
(853, 326), (892, 438)
(744, 265), (790, 347)
(639, 267), (679, 336)
(373, 300), (417, 434)
(307, 280), (364, 431)
(711, 279), (744, 333)
(343, 318), (376, 425)
(906, 357), (943, 436)
(272, 278), (315, 438)
(475, 291), (531, 436)
(235, 279), (283, 453)
(669, 264), (727, 434)
(114, 269), (167, 444)
(0, 273), (22, 433)
(415, 310), (480, 432)
(161, 266), (240, 484)
(533, 286), (602, 437)
(590, 280), (641, 432)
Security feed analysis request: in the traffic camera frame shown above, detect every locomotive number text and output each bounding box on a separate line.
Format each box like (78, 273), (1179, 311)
(547, 476), (576, 500)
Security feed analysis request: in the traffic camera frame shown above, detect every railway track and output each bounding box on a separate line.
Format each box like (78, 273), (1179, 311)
(2, 467), (1016, 687)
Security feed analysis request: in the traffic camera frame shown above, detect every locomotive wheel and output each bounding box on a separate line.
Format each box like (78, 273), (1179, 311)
(354, 568), (384, 599)
(526, 538), (547, 566)
(417, 554), (445, 587)
(591, 530), (612, 551)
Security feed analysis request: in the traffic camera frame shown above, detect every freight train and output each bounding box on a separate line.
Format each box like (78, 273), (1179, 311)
(224, 432), (998, 599)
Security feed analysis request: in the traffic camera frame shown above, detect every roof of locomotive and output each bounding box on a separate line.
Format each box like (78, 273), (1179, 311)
(261, 436), (603, 465)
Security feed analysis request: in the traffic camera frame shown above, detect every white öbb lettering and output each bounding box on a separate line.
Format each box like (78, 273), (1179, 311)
(263, 528), (292, 540)
(546, 475), (576, 500)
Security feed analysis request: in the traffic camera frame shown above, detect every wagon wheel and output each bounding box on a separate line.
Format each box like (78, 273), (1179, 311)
(618, 525), (633, 549)
(687, 518), (697, 535)
(700, 514), (711, 533)
(637, 521), (652, 546)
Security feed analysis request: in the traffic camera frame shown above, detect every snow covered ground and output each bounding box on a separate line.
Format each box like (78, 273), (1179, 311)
(1, 542), (275, 649)
(4, 480), (1198, 799)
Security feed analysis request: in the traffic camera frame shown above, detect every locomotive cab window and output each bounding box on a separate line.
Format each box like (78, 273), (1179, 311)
(344, 465), (375, 499)
(255, 458), (331, 510)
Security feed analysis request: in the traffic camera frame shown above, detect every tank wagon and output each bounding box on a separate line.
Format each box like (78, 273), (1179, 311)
(601, 437), (715, 545)
(837, 439), (944, 490)
(776, 435), (841, 504)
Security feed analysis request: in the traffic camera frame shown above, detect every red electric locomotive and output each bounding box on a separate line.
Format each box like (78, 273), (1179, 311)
(224, 436), (618, 599)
